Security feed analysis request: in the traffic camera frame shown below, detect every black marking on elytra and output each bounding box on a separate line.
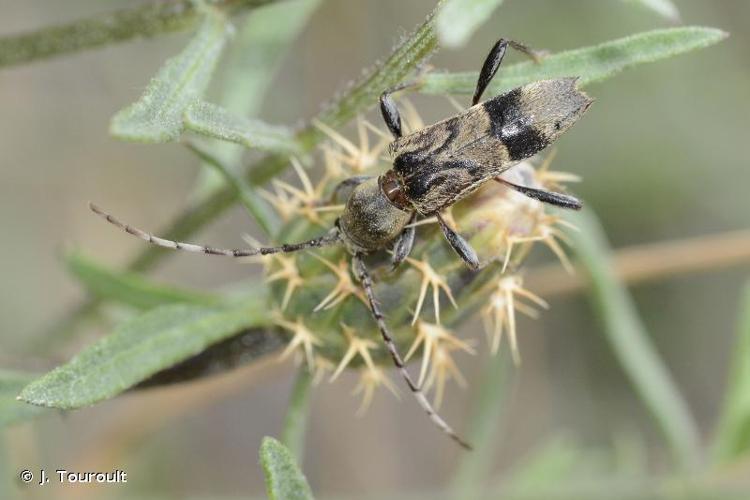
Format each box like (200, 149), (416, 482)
(430, 118), (460, 156)
(484, 89), (550, 161)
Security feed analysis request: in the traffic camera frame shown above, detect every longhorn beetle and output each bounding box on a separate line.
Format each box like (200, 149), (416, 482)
(91, 38), (593, 449)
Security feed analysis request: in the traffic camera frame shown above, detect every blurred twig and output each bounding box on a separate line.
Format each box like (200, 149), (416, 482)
(0, 0), (278, 68)
(527, 228), (750, 297)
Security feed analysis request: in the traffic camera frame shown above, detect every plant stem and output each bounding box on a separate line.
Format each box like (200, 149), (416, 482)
(281, 367), (313, 463)
(567, 209), (701, 470)
(185, 142), (277, 237)
(712, 280), (750, 463)
(0, 0), (277, 69)
(527, 228), (750, 297)
(451, 351), (511, 498)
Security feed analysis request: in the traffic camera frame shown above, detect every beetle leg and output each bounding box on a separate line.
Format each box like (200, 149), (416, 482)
(473, 38), (543, 106)
(379, 90), (404, 139)
(352, 253), (472, 450)
(495, 177), (582, 210)
(379, 79), (423, 139)
(435, 213), (480, 270)
(391, 212), (417, 270)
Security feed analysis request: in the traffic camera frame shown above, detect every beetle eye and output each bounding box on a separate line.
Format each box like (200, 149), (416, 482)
(379, 170), (410, 210)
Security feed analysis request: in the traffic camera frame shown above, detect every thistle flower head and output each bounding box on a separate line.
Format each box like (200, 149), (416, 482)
(309, 254), (367, 312)
(330, 324), (378, 381)
(352, 365), (399, 415)
(264, 104), (580, 411)
(405, 320), (475, 390)
(481, 275), (548, 364)
(405, 255), (457, 325)
(314, 117), (390, 174)
(275, 316), (322, 370)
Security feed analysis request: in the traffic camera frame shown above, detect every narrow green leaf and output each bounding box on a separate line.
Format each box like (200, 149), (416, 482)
(0, 0), (276, 69)
(713, 281), (750, 463)
(451, 352), (510, 496)
(260, 437), (314, 500)
(623, 0), (681, 23)
(110, 11), (230, 142)
(0, 370), (46, 428)
(436, 0), (505, 48)
(66, 250), (221, 309)
(0, 436), (6, 499)
(185, 101), (299, 153)
(422, 27), (728, 96)
(19, 299), (270, 409)
(566, 209), (701, 469)
(506, 436), (587, 493)
(186, 143), (278, 237)
(193, 0), (322, 197)
(281, 368), (313, 464)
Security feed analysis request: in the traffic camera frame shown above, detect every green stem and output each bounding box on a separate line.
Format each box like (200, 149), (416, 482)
(281, 367), (313, 463)
(0, 0), (277, 68)
(451, 351), (511, 498)
(185, 142), (277, 237)
(567, 209), (702, 470)
(712, 280), (750, 463)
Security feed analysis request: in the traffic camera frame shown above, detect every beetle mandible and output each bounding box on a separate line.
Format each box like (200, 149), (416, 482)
(91, 38), (593, 449)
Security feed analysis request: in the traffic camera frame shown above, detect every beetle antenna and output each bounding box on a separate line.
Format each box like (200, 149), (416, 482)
(353, 253), (472, 450)
(89, 203), (340, 257)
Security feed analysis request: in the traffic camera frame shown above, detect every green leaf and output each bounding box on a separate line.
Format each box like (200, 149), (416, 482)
(436, 0), (505, 48)
(19, 299), (270, 409)
(421, 27), (728, 96)
(0, 370), (46, 428)
(66, 250), (221, 309)
(192, 0), (322, 197)
(566, 209), (701, 470)
(260, 437), (314, 500)
(110, 11), (230, 142)
(184, 101), (299, 153)
(623, 0), (681, 23)
(713, 281), (750, 463)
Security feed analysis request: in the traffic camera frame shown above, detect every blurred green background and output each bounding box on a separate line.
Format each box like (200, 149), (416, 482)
(1, 0), (749, 498)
